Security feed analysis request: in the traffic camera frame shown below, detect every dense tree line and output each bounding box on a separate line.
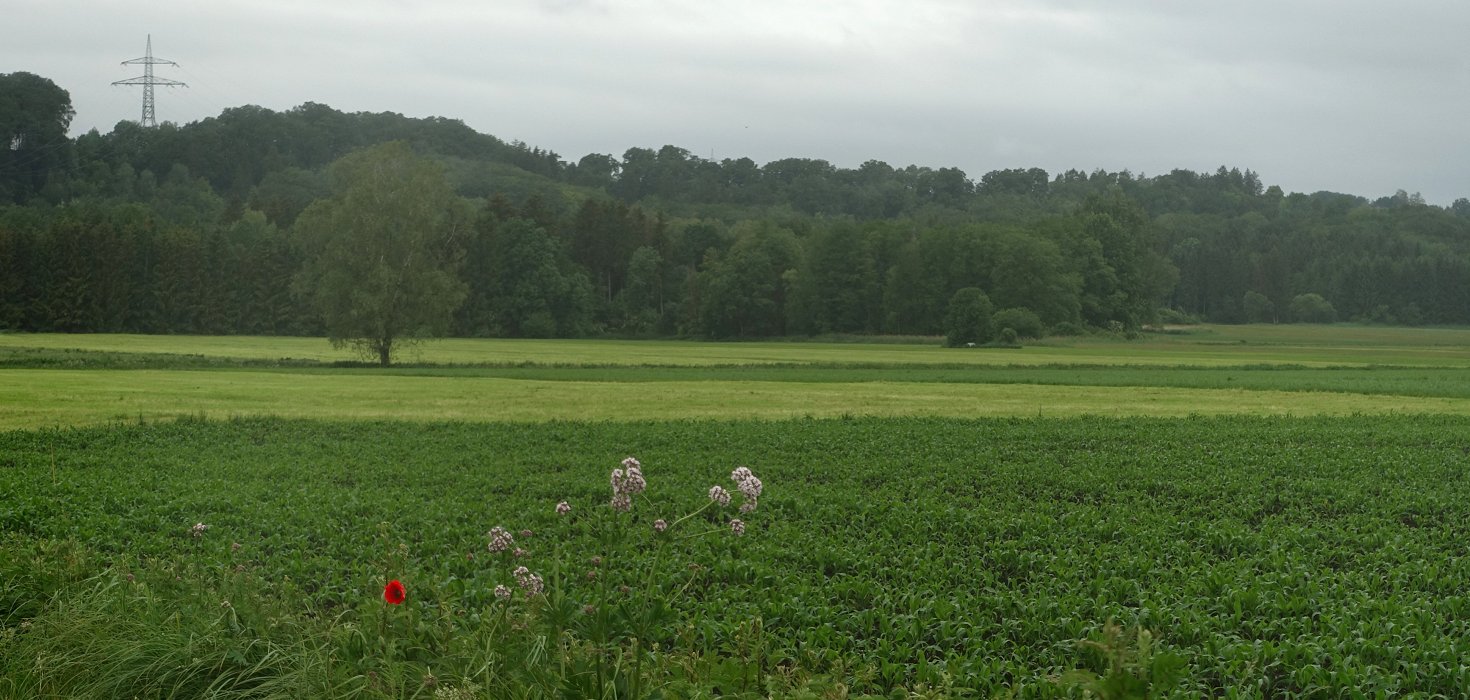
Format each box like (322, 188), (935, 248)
(4, 71), (1470, 343)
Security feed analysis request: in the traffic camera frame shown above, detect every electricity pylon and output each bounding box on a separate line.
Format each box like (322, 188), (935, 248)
(113, 35), (186, 128)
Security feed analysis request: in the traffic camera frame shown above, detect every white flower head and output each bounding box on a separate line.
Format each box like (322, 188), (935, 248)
(487, 526), (515, 553)
(624, 466), (646, 495)
(514, 566), (544, 595)
(709, 485), (732, 507)
(738, 475), (762, 500)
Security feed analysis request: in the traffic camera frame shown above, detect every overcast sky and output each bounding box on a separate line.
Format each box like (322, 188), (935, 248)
(9, 0), (1469, 204)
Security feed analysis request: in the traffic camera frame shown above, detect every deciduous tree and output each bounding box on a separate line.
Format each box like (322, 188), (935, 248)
(292, 142), (468, 365)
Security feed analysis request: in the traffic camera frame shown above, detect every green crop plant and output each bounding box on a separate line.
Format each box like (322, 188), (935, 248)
(5, 415), (1470, 696)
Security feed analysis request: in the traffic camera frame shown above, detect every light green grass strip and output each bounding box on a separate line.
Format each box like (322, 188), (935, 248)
(5, 369), (1469, 430)
(5, 329), (1470, 367)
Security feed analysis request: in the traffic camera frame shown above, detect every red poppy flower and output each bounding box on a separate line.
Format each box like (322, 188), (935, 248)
(383, 579), (406, 605)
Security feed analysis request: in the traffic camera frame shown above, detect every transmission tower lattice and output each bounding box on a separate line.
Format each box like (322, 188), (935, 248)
(113, 35), (186, 128)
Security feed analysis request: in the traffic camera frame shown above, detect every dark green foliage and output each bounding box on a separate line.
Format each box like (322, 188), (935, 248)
(1288, 293), (1337, 324)
(469, 216), (594, 338)
(6, 73), (1470, 337)
(0, 72), (74, 204)
(943, 287), (992, 346)
(1242, 290), (1275, 323)
(695, 221), (802, 338)
(991, 307), (1045, 339)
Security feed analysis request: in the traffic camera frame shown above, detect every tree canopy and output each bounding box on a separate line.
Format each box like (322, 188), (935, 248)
(4, 75), (1470, 344)
(292, 142), (468, 364)
(0, 72), (74, 204)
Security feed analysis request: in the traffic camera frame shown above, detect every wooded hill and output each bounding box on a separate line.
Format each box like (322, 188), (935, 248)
(3, 71), (1468, 340)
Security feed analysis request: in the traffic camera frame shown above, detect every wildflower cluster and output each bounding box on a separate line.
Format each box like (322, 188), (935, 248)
(487, 526), (514, 553)
(190, 522), (208, 538)
(610, 456), (647, 511)
(731, 466), (762, 513)
(513, 566), (544, 596)
(407, 457), (762, 620)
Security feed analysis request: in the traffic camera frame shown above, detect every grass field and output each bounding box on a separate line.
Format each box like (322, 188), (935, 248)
(4, 325), (1470, 697)
(3, 324), (1470, 430)
(4, 323), (1470, 367)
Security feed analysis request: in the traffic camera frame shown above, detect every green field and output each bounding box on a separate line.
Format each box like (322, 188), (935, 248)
(5, 417), (1470, 697)
(4, 325), (1470, 430)
(6, 324), (1470, 368)
(4, 326), (1470, 697)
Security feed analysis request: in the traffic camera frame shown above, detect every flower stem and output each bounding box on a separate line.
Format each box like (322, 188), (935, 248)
(669, 498), (716, 530)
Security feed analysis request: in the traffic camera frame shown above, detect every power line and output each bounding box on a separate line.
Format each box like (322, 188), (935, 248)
(112, 34), (187, 128)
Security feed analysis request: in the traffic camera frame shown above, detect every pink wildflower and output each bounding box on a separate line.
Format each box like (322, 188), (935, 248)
(513, 547), (528, 558)
(487, 526), (515, 553)
(555, 501), (571, 515)
(654, 519), (668, 533)
(730, 519), (746, 536)
(494, 584), (511, 601)
(514, 566), (544, 596)
(730, 467), (763, 512)
(519, 529), (533, 538)
(190, 522), (208, 538)
(623, 466), (646, 495)
(709, 485), (732, 507)
(736, 475), (762, 500)
(610, 458), (647, 511)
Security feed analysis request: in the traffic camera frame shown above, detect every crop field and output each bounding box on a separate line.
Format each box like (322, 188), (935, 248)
(3, 326), (1470, 697)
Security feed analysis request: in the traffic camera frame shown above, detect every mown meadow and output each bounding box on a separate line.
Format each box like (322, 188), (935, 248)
(3, 326), (1470, 698)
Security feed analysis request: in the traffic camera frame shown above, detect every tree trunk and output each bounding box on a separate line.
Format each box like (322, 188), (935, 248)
(378, 342), (391, 366)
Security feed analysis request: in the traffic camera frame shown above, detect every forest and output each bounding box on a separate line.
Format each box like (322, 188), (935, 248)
(4, 70), (1470, 341)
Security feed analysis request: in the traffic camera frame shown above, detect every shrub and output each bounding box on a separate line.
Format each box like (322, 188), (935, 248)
(1242, 291), (1275, 323)
(944, 287), (993, 347)
(1050, 321), (1086, 337)
(991, 307), (1045, 339)
(1288, 293), (1337, 323)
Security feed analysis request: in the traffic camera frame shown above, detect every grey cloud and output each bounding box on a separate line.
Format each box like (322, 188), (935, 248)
(4, 0), (1467, 202)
